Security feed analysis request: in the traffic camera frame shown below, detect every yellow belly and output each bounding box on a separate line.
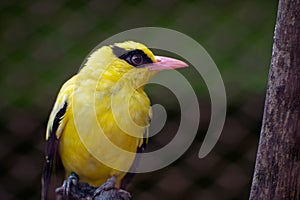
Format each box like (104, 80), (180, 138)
(58, 77), (150, 187)
(59, 115), (143, 186)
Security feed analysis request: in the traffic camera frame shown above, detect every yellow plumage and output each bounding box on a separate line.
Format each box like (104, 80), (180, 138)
(42, 41), (188, 199)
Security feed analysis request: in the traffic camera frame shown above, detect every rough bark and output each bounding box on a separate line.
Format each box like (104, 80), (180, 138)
(249, 0), (300, 199)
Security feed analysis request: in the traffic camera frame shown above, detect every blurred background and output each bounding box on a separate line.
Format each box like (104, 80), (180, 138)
(0, 0), (278, 199)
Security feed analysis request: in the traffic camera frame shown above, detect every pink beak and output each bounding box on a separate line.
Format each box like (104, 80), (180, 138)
(148, 56), (188, 71)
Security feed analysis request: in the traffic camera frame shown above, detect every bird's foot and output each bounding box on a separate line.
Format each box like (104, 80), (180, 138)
(56, 172), (79, 199)
(92, 176), (131, 200)
(56, 175), (131, 199)
(117, 189), (132, 200)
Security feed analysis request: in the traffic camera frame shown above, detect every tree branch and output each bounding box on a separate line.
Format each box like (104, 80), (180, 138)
(249, 0), (300, 199)
(55, 178), (131, 200)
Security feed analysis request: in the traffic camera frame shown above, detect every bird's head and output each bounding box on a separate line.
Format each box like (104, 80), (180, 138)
(82, 41), (188, 88)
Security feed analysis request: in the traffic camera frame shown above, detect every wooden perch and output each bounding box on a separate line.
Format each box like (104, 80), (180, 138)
(55, 177), (131, 200)
(249, 0), (300, 199)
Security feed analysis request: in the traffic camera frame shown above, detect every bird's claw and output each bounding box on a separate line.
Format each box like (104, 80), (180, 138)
(56, 172), (79, 199)
(102, 176), (117, 191)
(56, 175), (131, 200)
(118, 189), (132, 200)
(93, 176), (116, 198)
(67, 172), (79, 196)
(92, 176), (131, 199)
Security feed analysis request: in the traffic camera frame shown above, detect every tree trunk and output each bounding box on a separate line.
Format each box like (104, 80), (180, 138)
(249, 0), (300, 199)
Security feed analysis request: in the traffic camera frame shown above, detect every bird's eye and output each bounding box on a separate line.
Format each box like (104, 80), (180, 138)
(113, 47), (153, 67)
(130, 54), (144, 66)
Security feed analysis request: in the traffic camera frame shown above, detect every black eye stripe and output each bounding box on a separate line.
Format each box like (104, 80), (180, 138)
(111, 46), (153, 67)
(120, 50), (153, 67)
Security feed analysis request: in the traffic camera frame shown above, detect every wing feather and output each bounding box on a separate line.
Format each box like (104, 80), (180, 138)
(41, 100), (68, 200)
(41, 77), (75, 200)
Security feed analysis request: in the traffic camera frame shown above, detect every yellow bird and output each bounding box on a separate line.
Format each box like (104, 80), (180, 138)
(42, 41), (188, 199)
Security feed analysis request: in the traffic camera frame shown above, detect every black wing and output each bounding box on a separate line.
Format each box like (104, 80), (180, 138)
(41, 101), (68, 200)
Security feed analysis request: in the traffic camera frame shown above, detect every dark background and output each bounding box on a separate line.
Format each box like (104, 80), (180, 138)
(0, 0), (278, 199)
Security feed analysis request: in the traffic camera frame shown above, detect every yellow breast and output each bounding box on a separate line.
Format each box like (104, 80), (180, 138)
(59, 72), (151, 186)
